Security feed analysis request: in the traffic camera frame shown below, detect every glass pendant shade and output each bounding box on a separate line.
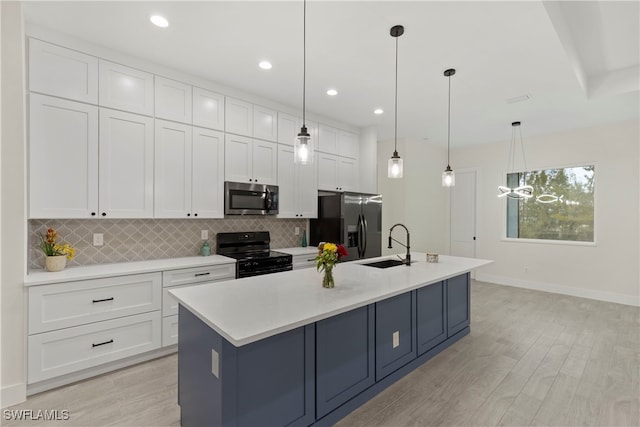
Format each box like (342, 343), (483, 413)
(388, 151), (403, 179)
(442, 165), (455, 187)
(294, 125), (313, 165)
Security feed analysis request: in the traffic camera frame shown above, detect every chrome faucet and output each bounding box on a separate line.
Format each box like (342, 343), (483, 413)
(388, 223), (411, 265)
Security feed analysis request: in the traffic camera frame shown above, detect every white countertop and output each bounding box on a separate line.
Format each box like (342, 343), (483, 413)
(170, 253), (492, 347)
(275, 247), (319, 256)
(25, 255), (236, 286)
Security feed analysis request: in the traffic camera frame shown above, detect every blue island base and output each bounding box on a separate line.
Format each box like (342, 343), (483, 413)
(178, 273), (471, 427)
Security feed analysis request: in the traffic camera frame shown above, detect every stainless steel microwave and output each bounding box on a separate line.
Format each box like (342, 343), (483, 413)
(224, 182), (279, 215)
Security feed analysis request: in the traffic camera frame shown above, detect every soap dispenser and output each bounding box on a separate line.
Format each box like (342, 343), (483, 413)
(200, 241), (211, 256)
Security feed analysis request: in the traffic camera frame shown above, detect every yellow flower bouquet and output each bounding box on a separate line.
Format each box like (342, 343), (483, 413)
(315, 242), (348, 288)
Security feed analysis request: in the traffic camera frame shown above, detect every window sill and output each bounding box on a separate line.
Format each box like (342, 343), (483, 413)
(500, 238), (596, 247)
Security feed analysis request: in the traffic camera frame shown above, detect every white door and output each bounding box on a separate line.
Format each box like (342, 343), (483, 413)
(297, 161), (318, 218)
(318, 124), (339, 154)
(253, 105), (277, 142)
(276, 145), (297, 218)
(224, 134), (253, 183)
(317, 153), (339, 191)
(192, 127), (225, 218)
(338, 157), (358, 192)
(29, 94), (98, 218)
(450, 170), (477, 260)
(99, 109), (154, 218)
(251, 139), (277, 185)
(193, 87), (224, 131)
(154, 120), (192, 218)
(99, 60), (154, 115)
(155, 77), (192, 124)
(225, 97), (253, 137)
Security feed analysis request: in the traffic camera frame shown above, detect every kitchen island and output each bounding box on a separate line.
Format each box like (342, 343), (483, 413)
(170, 253), (491, 427)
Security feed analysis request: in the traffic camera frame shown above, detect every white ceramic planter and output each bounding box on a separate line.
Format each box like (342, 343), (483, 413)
(45, 255), (67, 272)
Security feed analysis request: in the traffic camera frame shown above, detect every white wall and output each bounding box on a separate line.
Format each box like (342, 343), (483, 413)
(377, 138), (449, 256)
(1, 1), (27, 407)
(453, 119), (639, 306)
(359, 126), (378, 195)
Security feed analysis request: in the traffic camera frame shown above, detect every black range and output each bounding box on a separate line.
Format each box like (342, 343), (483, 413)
(216, 231), (293, 278)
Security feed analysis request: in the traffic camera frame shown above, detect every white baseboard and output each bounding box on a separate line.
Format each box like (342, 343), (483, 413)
(476, 273), (640, 307)
(1, 382), (26, 409)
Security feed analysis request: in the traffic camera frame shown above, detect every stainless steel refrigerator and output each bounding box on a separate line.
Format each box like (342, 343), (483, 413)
(309, 192), (382, 261)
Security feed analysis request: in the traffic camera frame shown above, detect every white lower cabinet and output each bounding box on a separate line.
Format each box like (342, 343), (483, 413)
(28, 312), (161, 383)
(292, 254), (317, 270)
(161, 264), (235, 346)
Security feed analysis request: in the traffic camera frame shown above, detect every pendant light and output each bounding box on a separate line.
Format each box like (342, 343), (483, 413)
(387, 25), (404, 179)
(442, 68), (456, 187)
(294, 0), (314, 165)
(497, 121), (533, 199)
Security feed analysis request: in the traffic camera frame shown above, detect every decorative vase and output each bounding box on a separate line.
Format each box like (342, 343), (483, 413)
(45, 255), (67, 272)
(322, 265), (335, 288)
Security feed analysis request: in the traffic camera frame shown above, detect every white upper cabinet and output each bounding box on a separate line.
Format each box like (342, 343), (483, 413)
(318, 124), (339, 155)
(277, 145), (317, 219)
(193, 87), (224, 131)
(253, 105), (277, 142)
(28, 39), (99, 104)
(225, 97), (253, 137)
(191, 127), (225, 218)
(155, 76), (192, 124)
(224, 135), (277, 185)
(99, 109), (154, 218)
(29, 94), (98, 218)
(317, 153), (340, 191)
(339, 130), (359, 159)
(338, 157), (359, 192)
(99, 60), (154, 116)
(277, 113), (299, 146)
(154, 120), (193, 218)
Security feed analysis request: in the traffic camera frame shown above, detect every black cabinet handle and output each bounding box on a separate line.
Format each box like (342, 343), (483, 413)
(101, 212), (106, 217)
(92, 339), (113, 348)
(255, 179), (258, 182)
(194, 213), (198, 217)
(195, 272), (210, 277)
(92, 297), (114, 303)
(473, 236), (476, 241)
(91, 212), (96, 216)
(249, 179), (253, 182)
(187, 213), (191, 217)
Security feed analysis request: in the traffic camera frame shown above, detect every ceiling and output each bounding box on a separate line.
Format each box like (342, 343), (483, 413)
(22, 1), (639, 147)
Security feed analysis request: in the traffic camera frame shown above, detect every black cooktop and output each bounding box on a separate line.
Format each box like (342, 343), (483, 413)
(223, 250), (290, 261)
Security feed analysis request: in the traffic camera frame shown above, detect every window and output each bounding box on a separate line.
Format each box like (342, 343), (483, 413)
(506, 165), (595, 242)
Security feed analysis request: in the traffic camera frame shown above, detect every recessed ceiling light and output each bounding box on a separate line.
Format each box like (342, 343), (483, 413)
(258, 61), (272, 70)
(150, 15), (169, 28)
(326, 89), (338, 96)
(374, 108), (384, 115)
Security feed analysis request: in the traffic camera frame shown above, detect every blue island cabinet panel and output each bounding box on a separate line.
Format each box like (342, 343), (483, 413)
(178, 305), (315, 427)
(447, 273), (470, 337)
(375, 291), (417, 381)
(316, 305), (375, 418)
(416, 281), (447, 355)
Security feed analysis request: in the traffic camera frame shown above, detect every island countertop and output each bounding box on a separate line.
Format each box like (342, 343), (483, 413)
(170, 253), (492, 347)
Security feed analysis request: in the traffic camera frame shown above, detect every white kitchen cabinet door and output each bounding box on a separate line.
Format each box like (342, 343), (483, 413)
(225, 97), (253, 137)
(155, 76), (192, 124)
(277, 113), (299, 146)
(339, 130), (359, 159)
(154, 120), (193, 218)
(28, 38), (99, 104)
(192, 127), (225, 218)
(251, 139), (278, 185)
(193, 87), (224, 131)
(29, 94), (98, 218)
(99, 60), (154, 116)
(318, 124), (339, 155)
(297, 160), (318, 218)
(339, 157), (359, 192)
(224, 134), (253, 183)
(317, 153), (340, 191)
(99, 109), (154, 218)
(253, 105), (277, 142)
(277, 145), (297, 218)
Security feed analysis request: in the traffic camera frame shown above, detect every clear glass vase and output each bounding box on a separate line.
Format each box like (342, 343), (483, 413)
(322, 266), (335, 288)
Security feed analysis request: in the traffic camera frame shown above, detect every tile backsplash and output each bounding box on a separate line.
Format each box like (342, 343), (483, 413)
(29, 218), (308, 270)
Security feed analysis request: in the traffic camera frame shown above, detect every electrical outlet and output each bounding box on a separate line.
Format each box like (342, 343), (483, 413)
(93, 233), (104, 247)
(201, 230), (209, 240)
(295, 227), (300, 236)
(392, 331), (400, 348)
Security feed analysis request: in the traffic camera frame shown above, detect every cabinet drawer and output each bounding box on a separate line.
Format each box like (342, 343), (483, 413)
(29, 273), (162, 334)
(292, 254), (317, 270)
(162, 264), (235, 287)
(163, 283), (198, 316)
(162, 315), (179, 347)
(28, 311), (161, 384)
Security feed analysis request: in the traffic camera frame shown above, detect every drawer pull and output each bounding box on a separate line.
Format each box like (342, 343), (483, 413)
(92, 297), (114, 303)
(307, 258), (315, 262)
(194, 272), (211, 277)
(92, 339), (114, 348)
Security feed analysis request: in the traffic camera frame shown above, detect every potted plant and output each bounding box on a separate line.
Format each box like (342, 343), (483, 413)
(38, 227), (76, 272)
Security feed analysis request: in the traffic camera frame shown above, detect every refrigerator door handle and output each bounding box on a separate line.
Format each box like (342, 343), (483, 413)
(362, 215), (368, 257)
(356, 214), (363, 258)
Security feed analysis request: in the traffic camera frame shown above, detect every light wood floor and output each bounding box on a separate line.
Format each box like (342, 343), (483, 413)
(5, 281), (639, 427)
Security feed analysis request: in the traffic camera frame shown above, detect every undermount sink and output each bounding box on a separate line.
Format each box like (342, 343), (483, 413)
(362, 259), (406, 269)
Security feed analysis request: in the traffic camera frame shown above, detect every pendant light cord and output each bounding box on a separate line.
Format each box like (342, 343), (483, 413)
(394, 35), (398, 152)
(302, 0), (307, 127)
(447, 73), (451, 166)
